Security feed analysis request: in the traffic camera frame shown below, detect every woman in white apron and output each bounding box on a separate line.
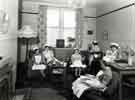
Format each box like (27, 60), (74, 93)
(70, 48), (86, 76)
(32, 46), (46, 78)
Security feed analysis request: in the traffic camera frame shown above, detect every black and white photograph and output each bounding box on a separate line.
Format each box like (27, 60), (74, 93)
(0, 0), (135, 100)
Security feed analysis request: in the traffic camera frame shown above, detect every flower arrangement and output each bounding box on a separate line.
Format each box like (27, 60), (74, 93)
(68, 37), (76, 42)
(120, 45), (135, 65)
(67, 37), (76, 48)
(120, 45), (135, 57)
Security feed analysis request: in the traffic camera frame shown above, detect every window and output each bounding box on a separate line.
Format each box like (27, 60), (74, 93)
(47, 8), (59, 27)
(47, 7), (76, 47)
(64, 9), (76, 47)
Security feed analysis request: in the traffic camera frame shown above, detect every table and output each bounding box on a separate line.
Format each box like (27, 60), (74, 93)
(109, 62), (135, 100)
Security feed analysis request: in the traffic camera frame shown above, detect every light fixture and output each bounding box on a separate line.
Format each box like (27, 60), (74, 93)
(18, 25), (37, 38)
(67, 0), (87, 8)
(18, 25), (37, 62)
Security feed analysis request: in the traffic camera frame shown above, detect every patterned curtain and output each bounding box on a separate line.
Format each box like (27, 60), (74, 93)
(75, 8), (83, 49)
(37, 5), (47, 46)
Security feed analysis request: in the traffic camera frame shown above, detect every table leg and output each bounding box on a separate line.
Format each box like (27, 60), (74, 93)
(119, 73), (122, 100)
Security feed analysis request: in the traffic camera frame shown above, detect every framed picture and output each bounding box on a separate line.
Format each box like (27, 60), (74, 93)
(87, 30), (93, 35)
(103, 30), (109, 40)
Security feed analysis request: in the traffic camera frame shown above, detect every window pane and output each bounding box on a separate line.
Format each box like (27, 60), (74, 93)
(64, 9), (76, 28)
(46, 8), (76, 48)
(64, 28), (76, 47)
(47, 8), (59, 27)
(47, 28), (59, 47)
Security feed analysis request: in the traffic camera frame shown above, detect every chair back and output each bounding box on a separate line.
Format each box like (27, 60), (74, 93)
(54, 48), (73, 61)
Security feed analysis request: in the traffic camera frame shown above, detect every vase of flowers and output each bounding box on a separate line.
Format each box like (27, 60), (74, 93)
(67, 37), (76, 48)
(120, 45), (135, 65)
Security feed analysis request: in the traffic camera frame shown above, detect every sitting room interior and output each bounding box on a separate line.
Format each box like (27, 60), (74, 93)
(1, 0), (135, 100)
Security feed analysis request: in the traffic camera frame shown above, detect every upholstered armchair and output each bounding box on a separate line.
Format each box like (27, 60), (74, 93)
(71, 71), (120, 100)
(27, 49), (44, 80)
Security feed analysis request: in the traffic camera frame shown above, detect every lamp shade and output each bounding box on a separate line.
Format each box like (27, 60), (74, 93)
(18, 25), (37, 38)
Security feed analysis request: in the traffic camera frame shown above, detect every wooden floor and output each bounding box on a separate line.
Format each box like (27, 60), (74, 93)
(15, 78), (135, 100)
(15, 95), (24, 100)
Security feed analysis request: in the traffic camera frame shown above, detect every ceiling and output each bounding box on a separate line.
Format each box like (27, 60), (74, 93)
(23, 0), (105, 7)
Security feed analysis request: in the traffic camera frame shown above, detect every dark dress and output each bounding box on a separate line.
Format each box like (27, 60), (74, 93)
(89, 60), (103, 76)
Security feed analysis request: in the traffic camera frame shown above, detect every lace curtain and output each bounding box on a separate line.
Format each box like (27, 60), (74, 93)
(75, 8), (83, 49)
(37, 6), (83, 48)
(37, 5), (47, 46)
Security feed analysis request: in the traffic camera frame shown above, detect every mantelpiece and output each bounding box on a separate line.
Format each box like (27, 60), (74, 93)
(0, 56), (14, 100)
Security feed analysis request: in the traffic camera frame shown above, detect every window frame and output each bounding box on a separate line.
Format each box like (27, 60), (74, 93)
(47, 7), (76, 47)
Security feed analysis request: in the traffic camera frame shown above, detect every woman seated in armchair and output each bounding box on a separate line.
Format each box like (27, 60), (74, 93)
(31, 46), (47, 78)
(42, 44), (64, 66)
(70, 48), (86, 77)
(103, 43), (120, 63)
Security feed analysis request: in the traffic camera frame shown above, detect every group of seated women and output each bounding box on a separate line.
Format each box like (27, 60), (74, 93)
(30, 40), (134, 100)
(31, 44), (65, 78)
(30, 40), (122, 79)
(31, 43), (88, 79)
(89, 41), (120, 64)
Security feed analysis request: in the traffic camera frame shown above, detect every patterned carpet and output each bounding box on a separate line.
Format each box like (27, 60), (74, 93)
(23, 88), (67, 100)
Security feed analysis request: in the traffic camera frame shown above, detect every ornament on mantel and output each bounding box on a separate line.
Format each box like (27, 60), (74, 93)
(0, 9), (9, 34)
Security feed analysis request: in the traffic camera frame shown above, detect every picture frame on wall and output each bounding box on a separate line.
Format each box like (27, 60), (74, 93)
(103, 30), (109, 40)
(87, 30), (93, 35)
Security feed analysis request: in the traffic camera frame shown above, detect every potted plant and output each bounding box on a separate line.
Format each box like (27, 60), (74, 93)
(67, 37), (76, 48)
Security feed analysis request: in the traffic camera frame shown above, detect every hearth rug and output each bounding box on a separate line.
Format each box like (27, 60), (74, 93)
(23, 88), (66, 100)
